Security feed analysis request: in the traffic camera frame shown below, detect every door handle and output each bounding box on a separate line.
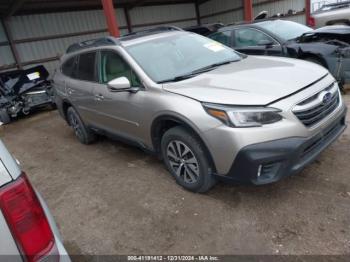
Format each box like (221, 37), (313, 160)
(94, 94), (105, 100)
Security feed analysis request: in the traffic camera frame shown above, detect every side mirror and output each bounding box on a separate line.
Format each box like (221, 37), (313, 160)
(257, 39), (274, 47)
(107, 77), (131, 92)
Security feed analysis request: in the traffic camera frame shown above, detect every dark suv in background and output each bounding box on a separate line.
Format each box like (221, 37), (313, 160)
(208, 19), (350, 89)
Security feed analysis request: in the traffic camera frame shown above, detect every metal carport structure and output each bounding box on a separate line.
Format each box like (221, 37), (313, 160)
(0, 0), (311, 74)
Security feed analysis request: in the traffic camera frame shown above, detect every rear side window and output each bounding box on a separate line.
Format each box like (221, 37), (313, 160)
(62, 57), (77, 78)
(77, 52), (97, 82)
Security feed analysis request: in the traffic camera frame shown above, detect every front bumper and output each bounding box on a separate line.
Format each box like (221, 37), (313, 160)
(217, 106), (347, 185)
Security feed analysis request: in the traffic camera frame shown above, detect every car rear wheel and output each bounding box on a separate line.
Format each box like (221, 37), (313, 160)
(67, 107), (96, 144)
(161, 126), (216, 193)
(0, 109), (11, 124)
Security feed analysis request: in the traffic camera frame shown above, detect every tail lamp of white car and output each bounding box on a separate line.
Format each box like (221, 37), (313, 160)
(0, 170), (58, 262)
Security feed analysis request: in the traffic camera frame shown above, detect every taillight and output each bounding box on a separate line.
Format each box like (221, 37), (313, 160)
(0, 173), (57, 262)
(308, 16), (316, 27)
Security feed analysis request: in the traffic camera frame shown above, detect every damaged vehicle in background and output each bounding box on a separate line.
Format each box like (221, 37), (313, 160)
(0, 65), (55, 124)
(208, 20), (350, 90)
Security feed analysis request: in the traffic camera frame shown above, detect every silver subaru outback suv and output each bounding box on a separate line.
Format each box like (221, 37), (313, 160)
(53, 27), (347, 193)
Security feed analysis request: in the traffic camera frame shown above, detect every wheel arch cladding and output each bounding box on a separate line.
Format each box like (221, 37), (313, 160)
(61, 100), (72, 122)
(151, 115), (217, 173)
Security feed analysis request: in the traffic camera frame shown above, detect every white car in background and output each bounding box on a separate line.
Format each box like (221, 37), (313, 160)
(0, 139), (70, 261)
(312, 1), (350, 28)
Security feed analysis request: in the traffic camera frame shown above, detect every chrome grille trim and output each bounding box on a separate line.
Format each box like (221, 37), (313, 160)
(293, 82), (341, 127)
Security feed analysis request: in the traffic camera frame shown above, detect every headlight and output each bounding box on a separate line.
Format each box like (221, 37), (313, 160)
(203, 103), (283, 127)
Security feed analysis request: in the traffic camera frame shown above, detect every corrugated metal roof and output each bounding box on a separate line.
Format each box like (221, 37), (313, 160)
(0, 0), (196, 17)
(199, 0), (242, 17)
(130, 3), (195, 25)
(253, 0), (305, 17)
(199, 0), (305, 25)
(1, 3), (197, 75)
(9, 9), (126, 40)
(0, 46), (15, 66)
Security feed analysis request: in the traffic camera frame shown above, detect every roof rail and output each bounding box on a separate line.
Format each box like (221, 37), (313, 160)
(121, 26), (183, 40)
(66, 37), (119, 54)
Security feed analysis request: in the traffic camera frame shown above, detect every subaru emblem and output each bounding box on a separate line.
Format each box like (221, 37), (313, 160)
(322, 92), (332, 105)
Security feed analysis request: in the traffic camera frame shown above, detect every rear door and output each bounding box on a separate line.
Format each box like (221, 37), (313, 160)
(65, 52), (100, 125)
(232, 27), (283, 56)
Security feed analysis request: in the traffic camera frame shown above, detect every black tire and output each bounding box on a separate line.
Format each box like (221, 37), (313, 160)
(0, 109), (11, 125)
(161, 126), (216, 193)
(67, 107), (96, 145)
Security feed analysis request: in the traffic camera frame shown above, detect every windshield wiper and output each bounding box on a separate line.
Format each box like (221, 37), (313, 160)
(191, 59), (236, 74)
(158, 59), (237, 84)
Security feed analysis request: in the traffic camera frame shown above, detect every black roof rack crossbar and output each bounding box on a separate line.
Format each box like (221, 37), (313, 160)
(121, 26), (183, 40)
(66, 37), (119, 54)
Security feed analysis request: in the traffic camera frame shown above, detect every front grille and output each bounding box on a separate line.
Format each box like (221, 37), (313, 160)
(293, 83), (340, 127)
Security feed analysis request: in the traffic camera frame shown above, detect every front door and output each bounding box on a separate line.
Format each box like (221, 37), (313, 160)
(91, 50), (144, 141)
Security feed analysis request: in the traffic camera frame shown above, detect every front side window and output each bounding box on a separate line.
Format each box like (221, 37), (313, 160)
(125, 33), (241, 83)
(234, 28), (277, 48)
(209, 31), (232, 47)
(100, 51), (140, 87)
(62, 56), (78, 78)
(77, 52), (97, 82)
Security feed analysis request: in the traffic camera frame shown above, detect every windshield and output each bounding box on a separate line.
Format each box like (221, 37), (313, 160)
(257, 20), (312, 41)
(125, 33), (241, 83)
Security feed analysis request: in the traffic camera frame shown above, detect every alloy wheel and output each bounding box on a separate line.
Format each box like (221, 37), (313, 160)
(166, 140), (200, 184)
(69, 113), (83, 140)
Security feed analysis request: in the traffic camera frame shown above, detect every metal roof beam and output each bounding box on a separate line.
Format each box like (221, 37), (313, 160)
(197, 0), (210, 5)
(5, 0), (26, 18)
(128, 0), (147, 9)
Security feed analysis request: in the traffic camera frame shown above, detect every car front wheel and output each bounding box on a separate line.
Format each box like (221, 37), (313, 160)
(161, 126), (216, 193)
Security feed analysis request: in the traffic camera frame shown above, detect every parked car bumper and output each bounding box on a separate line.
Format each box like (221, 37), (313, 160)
(36, 191), (71, 262)
(216, 106), (347, 184)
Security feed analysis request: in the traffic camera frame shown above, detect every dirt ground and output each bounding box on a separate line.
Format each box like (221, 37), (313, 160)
(0, 95), (350, 256)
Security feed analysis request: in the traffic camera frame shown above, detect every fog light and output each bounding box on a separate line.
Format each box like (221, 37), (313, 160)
(257, 165), (262, 177)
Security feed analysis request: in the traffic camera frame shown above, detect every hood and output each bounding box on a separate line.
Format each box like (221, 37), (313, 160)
(163, 56), (329, 105)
